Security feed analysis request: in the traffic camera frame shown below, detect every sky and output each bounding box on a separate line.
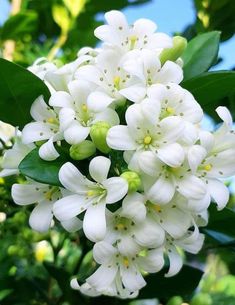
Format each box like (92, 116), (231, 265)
(0, 0), (234, 70)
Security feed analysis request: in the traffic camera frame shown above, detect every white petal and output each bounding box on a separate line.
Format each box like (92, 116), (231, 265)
(89, 156), (111, 183)
(59, 108), (76, 131)
(147, 84), (167, 100)
(93, 241), (117, 265)
(61, 217), (83, 232)
(157, 143), (185, 167)
(29, 202), (53, 232)
(207, 179), (229, 210)
(39, 138), (60, 161)
(103, 177), (128, 204)
(147, 176), (175, 204)
(53, 194), (89, 221)
(216, 106), (233, 127)
(177, 175), (207, 200)
(138, 151), (162, 176)
(188, 192), (211, 212)
(160, 116), (184, 142)
(199, 131), (214, 152)
(148, 33), (173, 49)
(12, 183), (45, 205)
(87, 91), (114, 112)
(107, 125), (137, 150)
(141, 98), (161, 124)
(121, 192), (146, 222)
(31, 96), (55, 121)
(165, 247), (183, 277)
(105, 10), (128, 29)
(93, 108), (120, 126)
(157, 61), (183, 84)
(133, 18), (157, 35)
(83, 201), (107, 242)
(188, 145), (207, 172)
(120, 265), (146, 292)
(49, 91), (73, 108)
(134, 219), (165, 248)
(87, 264), (118, 291)
(59, 162), (92, 193)
(22, 122), (54, 144)
(119, 85), (146, 103)
(117, 236), (140, 256)
(138, 248), (164, 273)
(64, 123), (90, 145)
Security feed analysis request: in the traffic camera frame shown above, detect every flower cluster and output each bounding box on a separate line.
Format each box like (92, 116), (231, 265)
(1, 10), (235, 299)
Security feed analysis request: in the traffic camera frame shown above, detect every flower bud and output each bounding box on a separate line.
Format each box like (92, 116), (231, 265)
(160, 36), (187, 65)
(121, 171), (141, 192)
(90, 121), (111, 154)
(70, 140), (96, 160)
(191, 293), (212, 305)
(166, 296), (183, 305)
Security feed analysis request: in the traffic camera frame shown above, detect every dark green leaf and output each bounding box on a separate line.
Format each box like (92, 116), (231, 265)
(19, 148), (68, 186)
(1, 11), (38, 40)
(181, 71), (235, 119)
(206, 206), (235, 237)
(0, 58), (50, 128)
(138, 265), (203, 300)
(182, 31), (220, 80)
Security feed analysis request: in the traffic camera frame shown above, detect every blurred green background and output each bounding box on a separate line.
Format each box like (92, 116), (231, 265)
(0, 0), (235, 304)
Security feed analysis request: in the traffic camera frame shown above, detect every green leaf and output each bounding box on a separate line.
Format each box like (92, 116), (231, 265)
(182, 31), (220, 80)
(0, 59), (50, 129)
(1, 11), (38, 40)
(138, 265), (203, 300)
(0, 289), (13, 301)
(181, 71), (235, 119)
(19, 148), (68, 186)
(206, 206), (235, 238)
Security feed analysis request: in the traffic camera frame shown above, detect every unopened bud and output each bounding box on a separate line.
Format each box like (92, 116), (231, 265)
(166, 296), (183, 305)
(70, 140), (96, 160)
(90, 121), (111, 154)
(191, 293), (212, 305)
(160, 36), (187, 65)
(121, 171), (141, 192)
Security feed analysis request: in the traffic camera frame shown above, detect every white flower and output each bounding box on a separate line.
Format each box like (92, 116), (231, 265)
(0, 135), (34, 177)
(85, 241), (164, 296)
(119, 49), (183, 103)
(27, 57), (57, 81)
(76, 49), (138, 103)
(22, 95), (63, 161)
(94, 10), (172, 52)
(164, 225), (204, 277)
(107, 100), (184, 171)
(53, 156), (128, 242)
(11, 180), (81, 233)
(104, 194), (165, 255)
(49, 79), (119, 145)
(139, 151), (208, 204)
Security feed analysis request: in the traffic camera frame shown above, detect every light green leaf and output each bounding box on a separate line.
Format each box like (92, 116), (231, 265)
(0, 58), (50, 128)
(182, 31), (220, 80)
(52, 5), (70, 33)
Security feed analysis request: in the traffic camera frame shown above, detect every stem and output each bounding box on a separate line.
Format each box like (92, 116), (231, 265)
(3, 0), (22, 61)
(47, 32), (68, 61)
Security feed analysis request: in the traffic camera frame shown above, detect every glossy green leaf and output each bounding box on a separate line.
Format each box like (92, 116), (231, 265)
(1, 11), (38, 40)
(138, 265), (203, 300)
(0, 59), (50, 128)
(181, 71), (235, 119)
(182, 31), (220, 80)
(19, 148), (68, 186)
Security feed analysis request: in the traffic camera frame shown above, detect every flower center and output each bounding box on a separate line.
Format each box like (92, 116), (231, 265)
(129, 35), (137, 49)
(153, 204), (162, 213)
(122, 257), (130, 268)
(44, 187), (59, 201)
(143, 135), (152, 145)
(203, 164), (212, 171)
(46, 117), (59, 125)
(166, 107), (175, 115)
(113, 76), (121, 90)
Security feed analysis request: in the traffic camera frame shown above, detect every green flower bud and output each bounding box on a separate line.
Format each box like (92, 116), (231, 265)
(166, 296), (183, 305)
(8, 245), (18, 256)
(160, 36), (187, 65)
(191, 293), (212, 305)
(121, 171), (141, 192)
(90, 121), (111, 154)
(70, 140), (96, 160)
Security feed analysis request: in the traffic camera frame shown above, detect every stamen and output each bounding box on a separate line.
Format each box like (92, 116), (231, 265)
(166, 107), (175, 115)
(203, 164), (212, 171)
(143, 135), (152, 145)
(113, 76), (121, 90)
